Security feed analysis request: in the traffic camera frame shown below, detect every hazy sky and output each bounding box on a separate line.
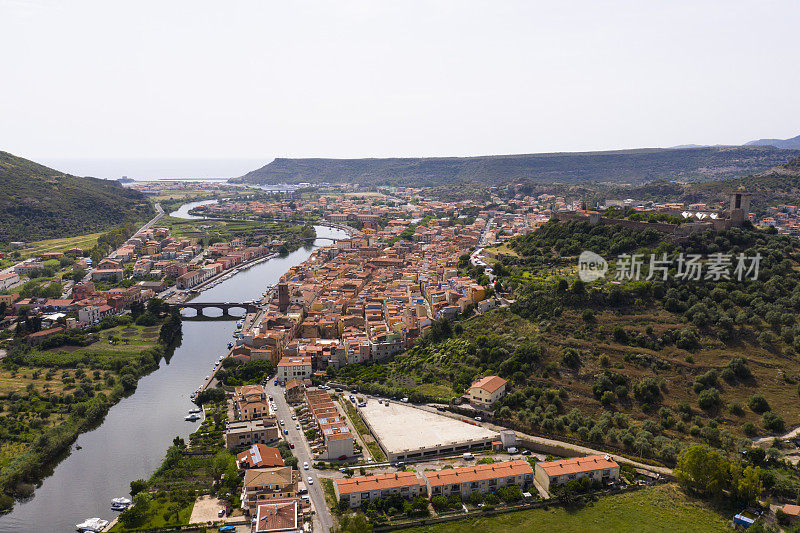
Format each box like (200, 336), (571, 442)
(1, 0), (799, 166)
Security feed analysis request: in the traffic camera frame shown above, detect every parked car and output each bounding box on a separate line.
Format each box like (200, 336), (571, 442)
(284, 429), (289, 435)
(295, 424), (300, 430)
(401, 397), (409, 403)
(307, 476), (314, 485)
(303, 462), (309, 470)
(474, 416), (482, 422)
(280, 420), (285, 425)
(219, 526), (236, 532)
(291, 415), (297, 420)
(436, 406), (446, 412)
(289, 443), (295, 449)
(218, 509), (225, 518)
(521, 449), (531, 456)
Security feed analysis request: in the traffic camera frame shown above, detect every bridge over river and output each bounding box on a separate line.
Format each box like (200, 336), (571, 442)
(178, 301), (260, 317)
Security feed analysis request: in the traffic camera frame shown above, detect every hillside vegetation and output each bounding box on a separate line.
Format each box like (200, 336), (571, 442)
(338, 221), (800, 499)
(232, 146), (799, 187)
(0, 151), (152, 244)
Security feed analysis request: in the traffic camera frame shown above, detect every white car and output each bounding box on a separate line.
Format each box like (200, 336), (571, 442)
(307, 476), (313, 485)
(295, 424), (300, 430)
(291, 415), (297, 420)
(303, 462), (309, 470)
(280, 420), (285, 426)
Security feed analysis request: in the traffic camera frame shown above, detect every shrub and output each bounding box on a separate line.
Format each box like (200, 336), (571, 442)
(748, 394), (770, 414)
(697, 388), (721, 410)
(762, 411), (785, 433)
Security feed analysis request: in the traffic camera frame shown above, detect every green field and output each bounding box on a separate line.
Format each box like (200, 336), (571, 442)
(399, 484), (731, 533)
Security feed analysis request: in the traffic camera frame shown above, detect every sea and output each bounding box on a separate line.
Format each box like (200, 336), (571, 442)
(39, 158), (269, 182)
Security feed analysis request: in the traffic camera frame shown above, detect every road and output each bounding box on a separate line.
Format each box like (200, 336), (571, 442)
(264, 381), (335, 533)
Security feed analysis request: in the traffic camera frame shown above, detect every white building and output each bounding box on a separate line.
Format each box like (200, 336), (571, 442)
(276, 356), (312, 382)
(467, 375), (508, 408)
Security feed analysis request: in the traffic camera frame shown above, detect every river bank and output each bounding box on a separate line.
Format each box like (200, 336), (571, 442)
(0, 224), (348, 532)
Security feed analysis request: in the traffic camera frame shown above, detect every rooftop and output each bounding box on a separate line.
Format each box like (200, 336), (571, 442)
(359, 399), (498, 455)
(536, 454), (619, 477)
(424, 460), (532, 487)
(336, 471), (423, 495)
(470, 375), (507, 393)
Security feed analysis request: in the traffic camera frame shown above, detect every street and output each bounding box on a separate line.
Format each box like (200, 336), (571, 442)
(264, 381), (335, 533)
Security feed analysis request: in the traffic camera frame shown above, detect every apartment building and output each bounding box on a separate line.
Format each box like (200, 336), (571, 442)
(225, 419), (280, 449)
(335, 471), (426, 508)
(423, 460), (533, 498)
(276, 356), (313, 382)
(534, 454), (620, 492)
(242, 466), (297, 513)
(234, 384), (271, 421)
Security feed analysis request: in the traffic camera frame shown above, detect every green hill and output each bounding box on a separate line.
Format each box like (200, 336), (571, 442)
(232, 146), (800, 187)
(0, 151), (153, 244)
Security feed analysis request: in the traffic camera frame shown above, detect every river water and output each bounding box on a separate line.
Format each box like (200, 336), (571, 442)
(168, 199), (218, 219)
(0, 225), (348, 532)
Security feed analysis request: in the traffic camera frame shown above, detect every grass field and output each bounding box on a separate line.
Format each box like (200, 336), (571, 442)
(0, 231), (106, 268)
(398, 484), (731, 533)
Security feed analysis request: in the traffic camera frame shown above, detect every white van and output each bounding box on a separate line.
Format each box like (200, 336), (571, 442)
(463, 452), (474, 460)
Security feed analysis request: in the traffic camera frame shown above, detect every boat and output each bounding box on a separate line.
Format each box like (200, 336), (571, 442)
(227, 342), (233, 349)
(110, 496), (132, 511)
(188, 408), (201, 414)
(184, 414), (201, 421)
(76, 517), (109, 532)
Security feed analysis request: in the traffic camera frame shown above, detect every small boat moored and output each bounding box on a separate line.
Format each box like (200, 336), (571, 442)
(76, 517), (109, 532)
(111, 496), (132, 511)
(184, 413), (201, 422)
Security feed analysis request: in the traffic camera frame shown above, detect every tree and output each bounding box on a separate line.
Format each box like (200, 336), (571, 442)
(736, 465), (763, 504)
(674, 445), (729, 498)
(130, 479), (147, 496)
(336, 512), (373, 533)
(762, 411), (785, 433)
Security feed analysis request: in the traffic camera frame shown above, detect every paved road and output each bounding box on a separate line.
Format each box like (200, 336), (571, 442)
(264, 381), (335, 533)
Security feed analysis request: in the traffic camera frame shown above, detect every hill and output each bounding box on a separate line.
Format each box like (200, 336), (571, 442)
(0, 151), (153, 244)
(596, 157), (800, 211)
(231, 146), (800, 187)
(337, 222), (800, 493)
(745, 134), (800, 150)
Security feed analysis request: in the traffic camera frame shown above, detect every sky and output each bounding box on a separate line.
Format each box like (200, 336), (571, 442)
(1, 0), (799, 177)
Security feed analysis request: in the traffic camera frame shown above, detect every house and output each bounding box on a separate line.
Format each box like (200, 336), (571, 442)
(234, 384), (271, 421)
(26, 325), (66, 346)
(253, 498), (299, 533)
(91, 269), (124, 282)
(225, 419), (280, 449)
(0, 271), (20, 291)
(534, 454), (620, 492)
(335, 472), (426, 508)
(423, 460), (533, 498)
(237, 444), (284, 469)
(14, 261), (44, 276)
(284, 379), (305, 404)
(276, 356), (313, 382)
(467, 375), (508, 408)
(241, 466), (297, 513)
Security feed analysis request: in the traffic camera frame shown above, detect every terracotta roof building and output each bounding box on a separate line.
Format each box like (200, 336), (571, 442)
(534, 454), (620, 492)
(237, 444), (284, 469)
(253, 498), (299, 532)
(467, 375), (508, 408)
(335, 471), (426, 508)
(423, 460), (533, 497)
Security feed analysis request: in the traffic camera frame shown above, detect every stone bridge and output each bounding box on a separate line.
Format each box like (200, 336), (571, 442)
(178, 301), (260, 317)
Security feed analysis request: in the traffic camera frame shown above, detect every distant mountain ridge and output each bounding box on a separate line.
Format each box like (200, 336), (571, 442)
(231, 146), (800, 187)
(0, 151), (153, 244)
(745, 134), (800, 150)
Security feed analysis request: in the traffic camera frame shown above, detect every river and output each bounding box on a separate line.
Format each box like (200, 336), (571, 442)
(0, 224), (348, 532)
(168, 199), (218, 219)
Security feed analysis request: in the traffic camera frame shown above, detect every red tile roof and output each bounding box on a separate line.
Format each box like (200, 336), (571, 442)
(536, 454), (619, 477)
(254, 498), (298, 532)
(424, 460), (532, 487)
(336, 471), (423, 495)
(237, 444), (284, 469)
(470, 375), (507, 393)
